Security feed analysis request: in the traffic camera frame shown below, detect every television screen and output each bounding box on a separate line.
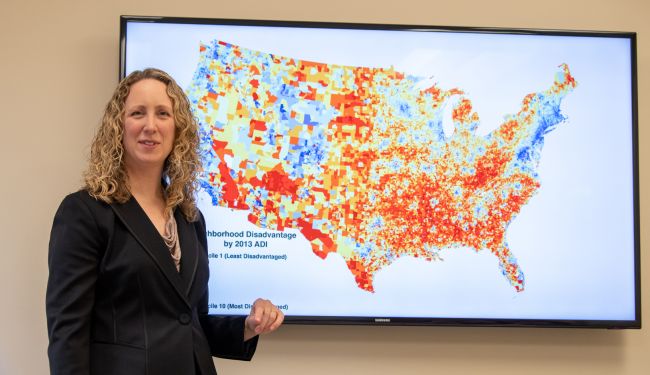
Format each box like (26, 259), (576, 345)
(120, 16), (640, 328)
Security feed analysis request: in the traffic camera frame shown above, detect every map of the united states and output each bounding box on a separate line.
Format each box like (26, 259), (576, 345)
(186, 40), (577, 293)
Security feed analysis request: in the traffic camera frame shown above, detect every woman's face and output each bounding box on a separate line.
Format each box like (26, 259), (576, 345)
(122, 79), (175, 173)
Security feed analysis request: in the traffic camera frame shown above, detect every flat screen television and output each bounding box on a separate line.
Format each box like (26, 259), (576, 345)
(120, 16), (640, 328)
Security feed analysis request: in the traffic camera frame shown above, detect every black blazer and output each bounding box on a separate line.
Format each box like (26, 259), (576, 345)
(46, 191), (257, 375)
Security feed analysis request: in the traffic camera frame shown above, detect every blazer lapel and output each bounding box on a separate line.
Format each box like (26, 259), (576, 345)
(110, 197), (191, 309)
(175, 209), (199, 296)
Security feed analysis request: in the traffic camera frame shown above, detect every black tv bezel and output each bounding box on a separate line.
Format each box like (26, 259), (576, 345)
(119, 15), (641, 329)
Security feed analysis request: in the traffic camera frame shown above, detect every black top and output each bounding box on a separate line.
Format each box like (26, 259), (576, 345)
(46, 191), (258, 375)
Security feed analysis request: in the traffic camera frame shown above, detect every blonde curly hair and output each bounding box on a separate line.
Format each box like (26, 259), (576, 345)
(83, 68), (200, 221)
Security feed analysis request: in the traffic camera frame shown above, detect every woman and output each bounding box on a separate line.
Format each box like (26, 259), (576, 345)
(46, 68), (283, 375)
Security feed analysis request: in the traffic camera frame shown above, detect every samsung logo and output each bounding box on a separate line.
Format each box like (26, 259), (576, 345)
(374, 318), (391, 323)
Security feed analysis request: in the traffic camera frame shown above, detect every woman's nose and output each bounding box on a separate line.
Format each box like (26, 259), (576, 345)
(143, 114), (157, 131)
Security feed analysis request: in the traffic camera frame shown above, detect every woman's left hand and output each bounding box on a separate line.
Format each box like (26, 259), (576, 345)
(244, 298), (284, 341)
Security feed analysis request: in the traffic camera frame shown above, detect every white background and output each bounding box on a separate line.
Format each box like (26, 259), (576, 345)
(126, 21), (636, 321)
